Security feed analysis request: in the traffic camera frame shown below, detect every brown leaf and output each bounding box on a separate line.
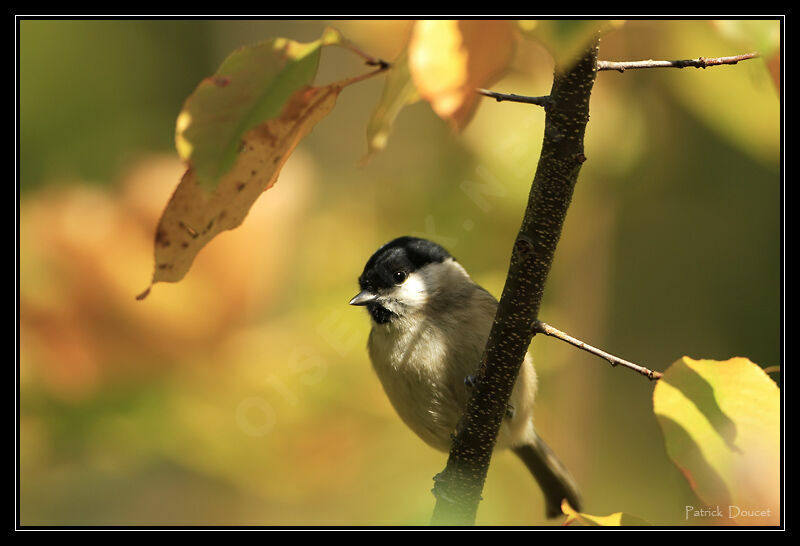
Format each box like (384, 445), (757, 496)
(142, 84), (341, 291)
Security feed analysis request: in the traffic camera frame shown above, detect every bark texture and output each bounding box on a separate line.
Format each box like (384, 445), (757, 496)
(430, 38), (599, 525)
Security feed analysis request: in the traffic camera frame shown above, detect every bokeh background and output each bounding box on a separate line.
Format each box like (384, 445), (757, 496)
(19, 19), (781, 526)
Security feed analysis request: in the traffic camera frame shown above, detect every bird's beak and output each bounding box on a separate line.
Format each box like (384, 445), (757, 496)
(349, 290), (378, 306)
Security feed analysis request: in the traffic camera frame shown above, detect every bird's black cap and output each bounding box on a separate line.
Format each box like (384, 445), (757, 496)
(358, 236), (452, 293)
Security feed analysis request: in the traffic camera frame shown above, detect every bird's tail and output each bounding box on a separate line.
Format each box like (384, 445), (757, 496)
(512, 433), (582, 519)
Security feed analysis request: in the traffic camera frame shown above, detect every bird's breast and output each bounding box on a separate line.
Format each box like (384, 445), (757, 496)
(368, 322), (467, 451)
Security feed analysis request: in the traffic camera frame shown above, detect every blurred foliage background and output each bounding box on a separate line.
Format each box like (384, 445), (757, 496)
(19, 19), (780, 526)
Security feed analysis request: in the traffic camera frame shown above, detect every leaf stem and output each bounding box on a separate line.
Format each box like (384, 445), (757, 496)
(334, 39), (391, 71)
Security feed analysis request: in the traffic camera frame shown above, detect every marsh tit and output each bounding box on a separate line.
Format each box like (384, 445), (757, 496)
(349, 236), (581, 518)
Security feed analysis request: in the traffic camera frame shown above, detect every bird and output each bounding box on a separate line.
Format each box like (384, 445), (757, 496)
(349, 235), (581, 518)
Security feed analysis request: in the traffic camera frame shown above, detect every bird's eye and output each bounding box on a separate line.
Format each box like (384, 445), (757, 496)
(392, 270), (408, 284)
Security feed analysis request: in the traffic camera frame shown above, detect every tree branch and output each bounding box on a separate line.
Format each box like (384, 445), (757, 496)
(597, 52), (759, 72)
(476, 88), (552, 108)
(430, 39), (600, 526)
(429, 41), (757, 526)
(532, 320), (662, 380)
(475, 52), (759, 111)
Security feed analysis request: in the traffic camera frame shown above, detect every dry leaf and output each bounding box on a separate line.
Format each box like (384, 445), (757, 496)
(139, 84), (342, 295)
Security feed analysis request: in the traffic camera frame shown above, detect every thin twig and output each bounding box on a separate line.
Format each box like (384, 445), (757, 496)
(476, 88), (552, 108)
(335, 39), (391, 71)
(532, 320), (662, 381)
(597, 52), (759, 72)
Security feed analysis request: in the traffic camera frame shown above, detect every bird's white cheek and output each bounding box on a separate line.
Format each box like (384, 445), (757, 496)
(392, 273), (428, 308)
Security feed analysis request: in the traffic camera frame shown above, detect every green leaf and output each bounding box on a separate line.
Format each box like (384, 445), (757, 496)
(176, 28), (342, 189)
(661, 22), (779, 165)
(653, 357), (779, 525)
(361, 49), (419, 163)
(712, 20), (780, 58)
(517, 20), (622, 69)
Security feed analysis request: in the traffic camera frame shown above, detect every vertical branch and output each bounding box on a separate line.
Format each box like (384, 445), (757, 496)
(430, 38), (599, 525)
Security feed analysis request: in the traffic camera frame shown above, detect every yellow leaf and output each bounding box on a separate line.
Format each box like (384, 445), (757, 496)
(653, 357), (780, 525)
(408, 20), (514, 131)
(361, 49), (420, 162)
(561, 500), (650, 526)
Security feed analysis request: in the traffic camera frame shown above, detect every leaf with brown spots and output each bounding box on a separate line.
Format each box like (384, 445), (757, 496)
(141, 84), (342, 292)
(176, 28), (343, 189)
(139, 29), (380, 296)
